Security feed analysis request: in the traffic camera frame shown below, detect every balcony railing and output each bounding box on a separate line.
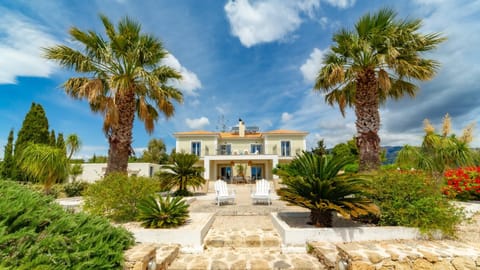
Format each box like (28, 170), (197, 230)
(216, 149), (264, 155)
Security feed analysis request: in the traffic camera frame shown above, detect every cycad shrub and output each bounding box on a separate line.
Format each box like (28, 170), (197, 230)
(0, 180), (134, 269)
(370, 170), (463, 236)
(138, 195), (189, 228)
(276, 152), (378, 227)
(83, 173), (159, 222)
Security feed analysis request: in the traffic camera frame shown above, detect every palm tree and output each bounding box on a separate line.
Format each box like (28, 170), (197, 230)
(276, 152), (378, 227)
(17, 143), (68, 194)
(314, 8), (445, 171)
(156, 152), (205, 196)
(66, 134), (82, 160)
(44, 15), (183, 174)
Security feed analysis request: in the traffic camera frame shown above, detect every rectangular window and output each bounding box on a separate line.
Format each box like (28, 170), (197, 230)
(281, 141), (291, 156)
(251, 144), (262, 154)
(191, 141), (201, 156)
(220, 144), (231, 155)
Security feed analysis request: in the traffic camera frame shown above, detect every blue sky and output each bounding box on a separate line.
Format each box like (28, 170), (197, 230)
(1, 0), (479, 159)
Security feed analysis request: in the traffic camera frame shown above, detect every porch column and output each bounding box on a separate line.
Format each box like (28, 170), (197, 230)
(204, 157), (210, 180)
(272, 156), (279, 180)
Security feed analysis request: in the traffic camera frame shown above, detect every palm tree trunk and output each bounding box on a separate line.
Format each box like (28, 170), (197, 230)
(355, 68), (381, 172)
(310, 209), (334, 227)
(106, 90), (136, 175)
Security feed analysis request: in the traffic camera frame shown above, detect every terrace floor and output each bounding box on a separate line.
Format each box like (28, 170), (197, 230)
(165, 182), (480, 269)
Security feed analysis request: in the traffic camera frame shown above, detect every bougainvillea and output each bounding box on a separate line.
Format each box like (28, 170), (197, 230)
(443, 166), (480, 201)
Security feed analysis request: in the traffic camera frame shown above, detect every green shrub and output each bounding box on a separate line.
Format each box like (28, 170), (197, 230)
(343, 163), (359, 173)
(83, 173), (159, 222)
(64, 181), (89, 197)
(25, 183), (63, 198)
(138, 195), (189, 228)
(0, 180), (134, 269)
(370, 171), (463, 236)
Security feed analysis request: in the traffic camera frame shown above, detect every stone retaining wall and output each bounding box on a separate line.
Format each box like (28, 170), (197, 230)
(124, 243), (179, 270)
(309, 240), (480, 270)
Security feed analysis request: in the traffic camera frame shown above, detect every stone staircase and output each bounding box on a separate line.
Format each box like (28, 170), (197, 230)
(167, 216), (327, 270)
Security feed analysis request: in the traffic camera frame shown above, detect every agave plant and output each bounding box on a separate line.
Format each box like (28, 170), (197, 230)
(277, 152), (378, 227)
(137, 195), (189, 228)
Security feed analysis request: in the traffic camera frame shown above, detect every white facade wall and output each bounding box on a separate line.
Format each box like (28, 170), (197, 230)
(76, 163), (162, 183)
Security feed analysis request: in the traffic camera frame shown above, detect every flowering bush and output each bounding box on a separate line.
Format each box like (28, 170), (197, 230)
(443, 166), (480, 201)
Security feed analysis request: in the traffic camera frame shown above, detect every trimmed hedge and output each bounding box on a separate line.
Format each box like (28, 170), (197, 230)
(0, 180), (134, 269)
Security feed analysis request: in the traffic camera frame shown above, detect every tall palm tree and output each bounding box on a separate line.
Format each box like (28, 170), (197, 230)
(156, 152), (205, 196)
(66, 134), (82, 160)
(277, 152), (378, 227)
(17, 143), (68, 194)
(314, 8), (445, 171)
(44, 15), (183, 174)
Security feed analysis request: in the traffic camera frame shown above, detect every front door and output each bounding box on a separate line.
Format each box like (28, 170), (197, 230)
(251, 166), (262, 180)
(220, 166), (232, 181)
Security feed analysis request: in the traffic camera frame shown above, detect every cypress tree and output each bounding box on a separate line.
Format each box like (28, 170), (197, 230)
(13, 103), (50, 181)
(49, 130), (56, 146)
(14, 103), (50, 155)
(1, 129), (14, 179)
(56, 133), (66, 152)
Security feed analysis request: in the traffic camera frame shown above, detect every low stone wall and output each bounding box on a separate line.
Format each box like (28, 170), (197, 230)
(124, 243), (157, 270)
(271, 212), (422, 249)
(127, 213), (215, 253)
(124, 243), (179, 270)
(333, 240), (480, 270)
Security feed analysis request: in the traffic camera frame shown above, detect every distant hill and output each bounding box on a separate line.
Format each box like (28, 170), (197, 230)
(382, 146), (403, 164)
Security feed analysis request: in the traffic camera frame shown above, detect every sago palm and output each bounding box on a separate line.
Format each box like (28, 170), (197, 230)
(137, 195), (189, 228)
(277, 152), (378, 227)
(44, 15), (183, 174)
(314, 8), (445, 171)
(156, 152), (205, 196)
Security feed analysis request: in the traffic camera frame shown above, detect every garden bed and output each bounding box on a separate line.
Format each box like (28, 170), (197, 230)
(452, 201), (480, 218)
(123, 213), (215, 253)
(271, 212), (423, 250)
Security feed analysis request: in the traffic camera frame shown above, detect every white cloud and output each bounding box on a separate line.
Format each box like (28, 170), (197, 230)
(189, 99), (200, 107)
(281, 112), (293, 122)
(162, 54), (202, 96)
(224, 0), (320, 47)
(300, 47), (327, 83)
(185, 117), (210, 129)
(0, 11), (57, 84)
(323, 0), (356, 9)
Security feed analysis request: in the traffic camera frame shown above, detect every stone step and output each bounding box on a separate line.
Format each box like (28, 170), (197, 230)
(203, 228), (282, 249)
(168, 249), (327, 270)
(156, 244), (180, 270)
(307, 242), (338, 270)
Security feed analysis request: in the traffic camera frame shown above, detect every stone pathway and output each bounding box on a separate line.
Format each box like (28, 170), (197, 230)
(164, 183), (480, 269)
(169, 216), (327, 270)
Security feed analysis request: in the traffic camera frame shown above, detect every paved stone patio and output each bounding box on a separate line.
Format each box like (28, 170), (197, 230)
(163, 182), (480, 269)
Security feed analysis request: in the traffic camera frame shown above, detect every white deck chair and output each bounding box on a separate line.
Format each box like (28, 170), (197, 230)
(251, 179), (271, 205)
(214, 180), (235, 206)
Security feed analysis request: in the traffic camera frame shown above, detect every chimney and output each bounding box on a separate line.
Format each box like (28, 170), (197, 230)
(239, 118), (245, 137)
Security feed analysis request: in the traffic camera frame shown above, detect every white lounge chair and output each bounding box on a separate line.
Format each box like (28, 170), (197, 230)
(251, 179), (271, 205)
(214, 180), (235, 206)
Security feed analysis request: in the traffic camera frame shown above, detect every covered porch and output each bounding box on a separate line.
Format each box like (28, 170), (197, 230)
(202, 155), (280, 182)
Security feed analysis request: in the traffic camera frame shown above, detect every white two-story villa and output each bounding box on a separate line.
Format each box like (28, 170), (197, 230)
(174, 119), (308, 181)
